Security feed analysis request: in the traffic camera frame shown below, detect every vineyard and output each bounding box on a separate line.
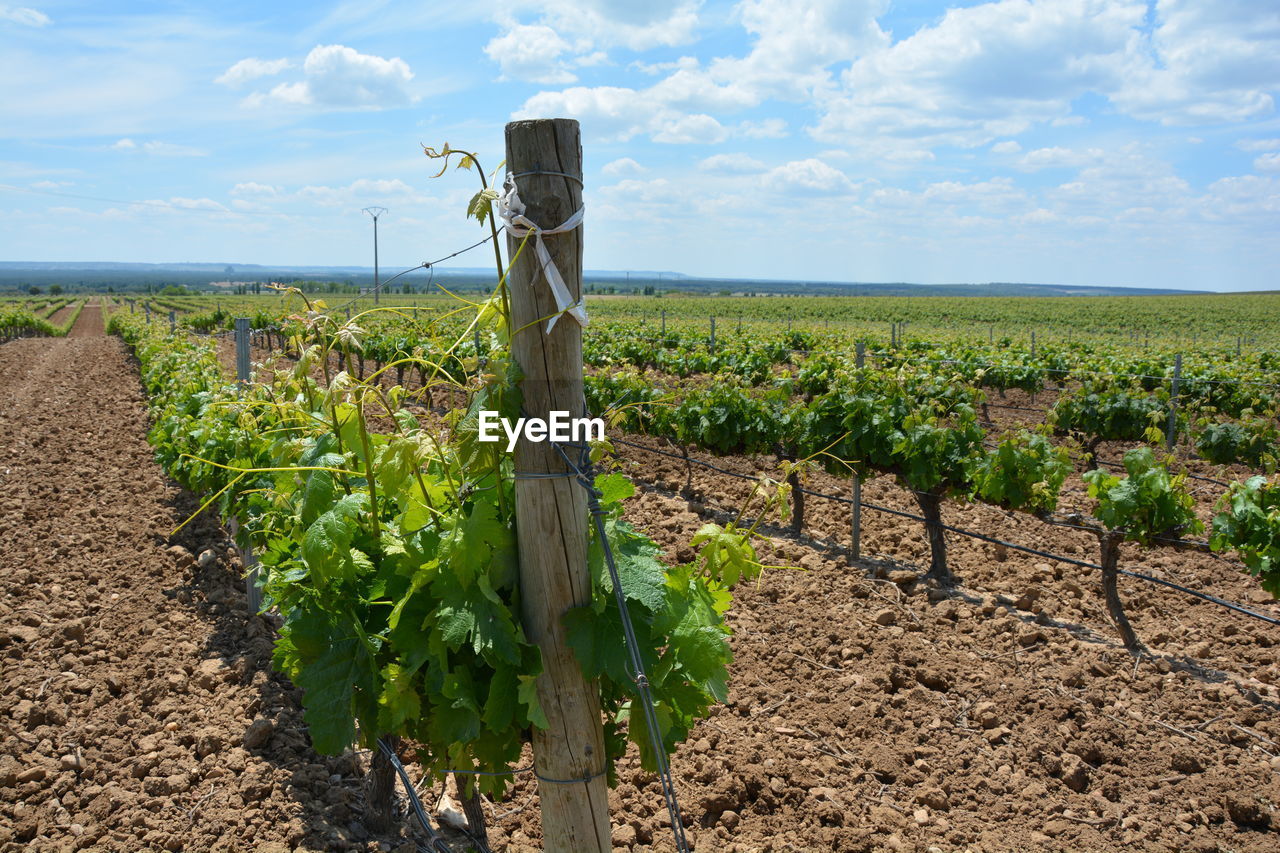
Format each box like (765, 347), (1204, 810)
(3, 121), (1280, 853)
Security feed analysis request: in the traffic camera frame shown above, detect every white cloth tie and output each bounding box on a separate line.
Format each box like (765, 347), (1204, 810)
(497, 173), (588, 333)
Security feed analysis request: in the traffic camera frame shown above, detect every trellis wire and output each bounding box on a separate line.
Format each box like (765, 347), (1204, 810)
(609, 436), (1280, 628)
(547, 437), (693, 853)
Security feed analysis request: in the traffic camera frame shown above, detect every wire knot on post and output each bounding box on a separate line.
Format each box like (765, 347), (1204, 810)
(498, 173), (588, 333)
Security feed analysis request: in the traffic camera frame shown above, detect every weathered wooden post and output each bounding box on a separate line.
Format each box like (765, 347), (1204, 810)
(856, 341), (865, 369)
(1030, 330), (1036, 357)
(233, 318), (262, 615)
(661, 308), (666, 337)
(849, 474), (862, 564)
(505, 118), (610, 852)
(709, 316), (716, 354)
(168, 310), (176, 334)
(1166, 353), (1182, 450)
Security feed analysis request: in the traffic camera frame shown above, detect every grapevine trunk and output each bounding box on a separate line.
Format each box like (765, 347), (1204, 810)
(1100, 532), (1142, 653)
(365, 735), (400, 835)
(914, 490), (951, 582)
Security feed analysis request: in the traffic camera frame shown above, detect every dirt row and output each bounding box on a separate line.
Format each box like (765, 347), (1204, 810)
(0, 316), (466, 852)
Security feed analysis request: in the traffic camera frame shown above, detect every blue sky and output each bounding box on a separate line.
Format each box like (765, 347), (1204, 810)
(1, 0), (1278, 291)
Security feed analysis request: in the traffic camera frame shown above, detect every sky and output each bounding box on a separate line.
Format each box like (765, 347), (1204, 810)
(1, 1), (1278, 292)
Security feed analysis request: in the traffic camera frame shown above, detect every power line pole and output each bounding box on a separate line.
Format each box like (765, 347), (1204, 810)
(362, 206), (387, 304)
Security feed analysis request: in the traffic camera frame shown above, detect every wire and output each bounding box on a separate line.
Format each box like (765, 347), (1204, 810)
(334, 234), (496, 312)
(608, 436), (1280, 627)
(376, 739), (454, 853)
(547, 437), (692, 853)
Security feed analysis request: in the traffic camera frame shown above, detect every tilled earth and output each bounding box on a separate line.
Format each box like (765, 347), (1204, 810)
(1, 325), (1276, 851)
(0, 312), (453, 852)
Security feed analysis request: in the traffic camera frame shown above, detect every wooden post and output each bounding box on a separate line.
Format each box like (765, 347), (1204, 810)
(168, 310), (176, 334)
(709, 316), (716, 353)
(849, 473), (862, 565)
(504, 118), (610, 853)
(233, 319), (262, 614)
(1166, 353), (1182, 450)
(856, 341), (865, 368)
(661, 308), (666, 337)
(1030, 330), (1036, 357)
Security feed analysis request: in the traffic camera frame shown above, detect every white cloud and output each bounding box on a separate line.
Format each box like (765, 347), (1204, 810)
(1017, 146), (1105, 170)
(231, 182), (282, 196)
(484, 23), (576, 84)
(111, 138), (207, 157)
(817, 0), (1146, 148)
(295, 178), (425, 207)
(517, 85), (724, 144)
(1256, 153), (1280, 173)
(991, 140), (1022, 154)
(215, 57), (291, 87)
(737, 118), (788, 138)
(763, 158), (855, 195)
(652, 112), (726, 144)
(515, 0), (884, 144)
(0, 5), (49, 27)
(1238, 138), (1280, 152)
(1109, 0), (1280, 126)
(601, 157), (646, 176)
(244, 45), (414, 110)
(1048, 147), (1192, 216)
(1199, 175), (1280, 225)
(1017, 208), (1060, 225)
(884, 149), (935, 163)
(142, 141), (206, 157)
(924, 177), (1023, 205)
(534, 0), (701, 51)
(698, 153), (767, 174)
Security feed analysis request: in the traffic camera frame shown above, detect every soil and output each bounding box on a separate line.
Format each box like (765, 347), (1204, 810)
(5, 321), (1275, 851)
(0, 310), (470, 852)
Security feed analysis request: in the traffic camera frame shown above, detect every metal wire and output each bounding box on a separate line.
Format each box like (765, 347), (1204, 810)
(546, 438), (692, 853)
(609, 436), (1280, 627)
(334, 234), (497, 312)
(376, 738), (453, 853)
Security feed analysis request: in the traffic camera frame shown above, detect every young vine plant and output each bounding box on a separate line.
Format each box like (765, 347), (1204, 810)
(113, 145), (784, 804)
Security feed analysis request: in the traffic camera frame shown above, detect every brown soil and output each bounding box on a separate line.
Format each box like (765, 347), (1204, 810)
(515, 437), (1279, 853)
(67, 304), (102, 339)
(45, 304), (78, 329)
(105, 335), (1280, 851)
(0, 335), (471, 853)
